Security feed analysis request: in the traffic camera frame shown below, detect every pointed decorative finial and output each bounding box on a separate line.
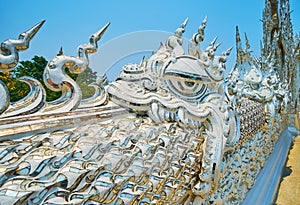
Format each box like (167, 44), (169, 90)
(191, 15), (207, 44)
(244, 32), (251, 50)
(215, 42), (221, 50)
(198, 15), (207, 34)
(92, 22), (111, 43)
(174, 18), (188, 37)
(0, 20), (45, 72)
(57, 47), (63, 56)
(159, 42), (164, 49)
(210, 36), (218, 46)
(80, 22), (111, 55)
(181, 17), (189, 29)
(235, 26), (243, 62)
(236, 26), (241, 47)
(222, 47), (233, 57)
(140, 56), (147, 67)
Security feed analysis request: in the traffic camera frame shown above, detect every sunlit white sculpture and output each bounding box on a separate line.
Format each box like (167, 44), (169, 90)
(0, 0), (298, 204)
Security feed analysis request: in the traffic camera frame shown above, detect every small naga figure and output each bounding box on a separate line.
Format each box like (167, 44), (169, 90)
(0, 21), (45, 116)
(165, 17), (188, 56)
(0, 21), (110, 116)
(42, 23), (110, 113)
(107, 17), (238, 198)
(0, 21), (45, 72)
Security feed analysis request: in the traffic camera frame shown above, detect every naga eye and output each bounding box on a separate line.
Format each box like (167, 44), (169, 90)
(165, 78), (207, 102)
(185, 81), (195, 87)
(162, 56), (210, 102)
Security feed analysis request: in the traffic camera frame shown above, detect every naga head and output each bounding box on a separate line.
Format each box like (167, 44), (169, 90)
(107, 19), (237, 198)
(0, 20), (45, 71)
(107, 19), (234, 134)
(78, 22), (110, 58)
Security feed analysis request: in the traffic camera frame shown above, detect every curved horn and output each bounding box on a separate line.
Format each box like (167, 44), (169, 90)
(79, 22), (110, 56)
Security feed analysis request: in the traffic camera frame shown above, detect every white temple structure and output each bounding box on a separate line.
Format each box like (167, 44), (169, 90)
(0, 0), (299, 204)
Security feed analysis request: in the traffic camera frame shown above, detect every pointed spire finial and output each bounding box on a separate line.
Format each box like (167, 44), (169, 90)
(57, 47), (63, 56)
(159, 42), (164, 48)
(140, 56), (147, 67)
(236, 26), (241, 44)
(210, 36), (218, 46)
(236, 26), (242, 50)
(214, 42), (221, 51)
(223, 47), (233, 56)
(174, 18), (188, 37)
(181, 17), (189, 29)
(196, 15), (207, 42)
(244, 32), (251, 50)
(93, 22), (110, 43)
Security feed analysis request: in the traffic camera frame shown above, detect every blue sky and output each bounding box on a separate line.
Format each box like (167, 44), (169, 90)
(0, 0), (299, 79)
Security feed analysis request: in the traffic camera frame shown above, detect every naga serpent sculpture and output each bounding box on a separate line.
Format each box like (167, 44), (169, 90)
(107, 18), (238, 197)
(0, 21), (45, 116)
(0, 11), (291, 203)
(41, 22), (110, 113)
(0, 21), (110, 116)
